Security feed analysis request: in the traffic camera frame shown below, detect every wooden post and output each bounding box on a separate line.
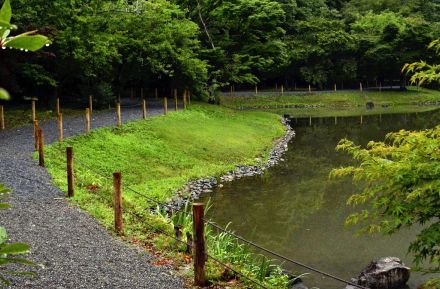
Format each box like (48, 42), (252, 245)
(113, 172), (123, 235)
(281, 85), (284, 96)
(38, 129), (44, 167)
(360, 82), (363, 92)
(308, 84), (311, 93)
(66, 147), (74, 198)
(255, 85), (258, 95)
(174, 95), (178, 112)
(334, 84), (337, 92)
(85, 108), (91, 133)
(164, 97), (168, 115)
(31, 100), (36, 122)
(116, 103), (122, 128)
(56, 98), (60, 115)
(155, 88), (158, 100)
(0, 105), (4, 130)
(89, 95), (93, 113)
(142, 99), (147, 119)
(193, 203), (206, 286)
(33, 120), (39, 151)
(58, 113), (63, 144)
(183, 90), (188, 110)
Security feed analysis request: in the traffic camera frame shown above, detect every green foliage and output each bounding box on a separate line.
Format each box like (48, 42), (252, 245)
(403, 39), (440, 86)
(0, 184), (37, 286)
(331, 126), (440, 279)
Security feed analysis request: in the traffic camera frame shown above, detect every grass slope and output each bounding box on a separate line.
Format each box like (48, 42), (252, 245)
(220, 87), (440, 117)
(45, 103), (284, 226)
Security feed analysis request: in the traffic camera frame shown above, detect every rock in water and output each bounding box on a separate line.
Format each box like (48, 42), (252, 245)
(346, 257), (410, 289)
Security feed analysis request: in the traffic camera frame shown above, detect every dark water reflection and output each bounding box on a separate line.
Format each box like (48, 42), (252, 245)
(201, 111), (440, 289)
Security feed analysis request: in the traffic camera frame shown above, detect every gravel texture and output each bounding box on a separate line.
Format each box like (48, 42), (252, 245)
(0, 100), (185, 288)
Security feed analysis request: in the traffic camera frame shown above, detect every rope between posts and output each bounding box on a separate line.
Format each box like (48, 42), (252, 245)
(205, 221), (369, 289)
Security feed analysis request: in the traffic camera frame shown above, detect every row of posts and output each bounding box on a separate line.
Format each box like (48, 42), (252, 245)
(230, 82), (385, 97)
(0, 88), (191, 131)
(63, 146), (207, 286)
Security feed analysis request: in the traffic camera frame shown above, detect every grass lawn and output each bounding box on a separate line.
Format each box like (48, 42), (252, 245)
(44, 103), (285, 228)
(2, 105), (86, 129)
(220, 87), (440, 117)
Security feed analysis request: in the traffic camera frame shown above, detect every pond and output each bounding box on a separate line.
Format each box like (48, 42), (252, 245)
(201, 110), (440, 289)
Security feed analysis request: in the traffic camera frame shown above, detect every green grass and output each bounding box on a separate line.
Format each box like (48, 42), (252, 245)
(2, 105), (85, 129)
(220, 87), (440, 117)
(42, 103), (288, 287)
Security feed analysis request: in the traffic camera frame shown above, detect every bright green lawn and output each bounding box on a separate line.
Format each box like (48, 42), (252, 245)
(44, 103), (285, 228)
(220, 87), (440, 117)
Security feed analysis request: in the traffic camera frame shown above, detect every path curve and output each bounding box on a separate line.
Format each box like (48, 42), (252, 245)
(0, 100), (185, 288)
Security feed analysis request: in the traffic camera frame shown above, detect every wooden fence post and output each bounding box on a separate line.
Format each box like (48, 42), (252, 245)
(66, 147), (74, 198)
(58, 113), (63, 143)
(31, 100), (36, 122)
(334, 84), (337, 92)
(89, 95), (93, 113)
(85, 108), (91, 133)
(193, 203), (206, 286)
(174, 95), (178, 111)
(0, 105), (4, 130)
(255, 85), (258, 95)
(56, 98), (60, 115)
(360, 82), (363, 92)
(164, 97), (168, 115)
(116, 102), (122, 128)
(33, 120), (39, 151)
(308, 84), (311, 93)
(38, 129), (44, 167)
(183, 90), (188, 110)
(113, 172), (123, 235)
(281, 85), (284, 96)
(142, 99), (147, 119)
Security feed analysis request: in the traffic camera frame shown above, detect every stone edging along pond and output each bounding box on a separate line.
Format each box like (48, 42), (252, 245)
(166, 117), (296, 212)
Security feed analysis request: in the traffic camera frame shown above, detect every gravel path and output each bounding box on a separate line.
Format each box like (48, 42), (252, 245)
(0, 100), (185, 288)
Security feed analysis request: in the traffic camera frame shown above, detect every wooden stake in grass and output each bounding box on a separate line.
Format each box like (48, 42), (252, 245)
(309, 84), (312, 93)
(38, 129), (44, 167)
(334, 84), (337, 92)
(66, 146), (74, 198)
(58, 113), (63, 144)
(281, 85), (284, 96)
(255, 85), (258, 95)
(31, 100), (36, 122)
(360, 82), (363, 92)
(56, 98), (60, 115)
(0, 105), (4, 130)
(113, 172), (123, 235)
(89, 95), (93, 113)
(183, 90), (188, 110)
(85, 108), (91, 133)
(116, 103), (122, 128)
(193, 203), (206, 286)
(33, 120), (39, 151)
(142, 99), (147, 119)
(164, 97), (168, 115)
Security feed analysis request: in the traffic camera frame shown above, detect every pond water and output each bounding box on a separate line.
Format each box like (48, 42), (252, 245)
(201, 110), (440, 289)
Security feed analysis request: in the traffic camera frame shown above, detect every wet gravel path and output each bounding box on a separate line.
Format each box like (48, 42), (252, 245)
(0, 101), (185, 288)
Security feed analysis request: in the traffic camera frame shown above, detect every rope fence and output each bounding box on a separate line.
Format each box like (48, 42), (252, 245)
(24, 93), (370, 289)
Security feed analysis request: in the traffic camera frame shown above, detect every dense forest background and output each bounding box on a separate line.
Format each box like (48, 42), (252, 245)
(1, 0), (440, 106)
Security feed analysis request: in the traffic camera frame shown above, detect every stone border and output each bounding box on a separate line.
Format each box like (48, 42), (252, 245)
(166, 117), (295, 211)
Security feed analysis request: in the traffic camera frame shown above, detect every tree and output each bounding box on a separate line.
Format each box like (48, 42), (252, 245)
(403, 39), (440, 86)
